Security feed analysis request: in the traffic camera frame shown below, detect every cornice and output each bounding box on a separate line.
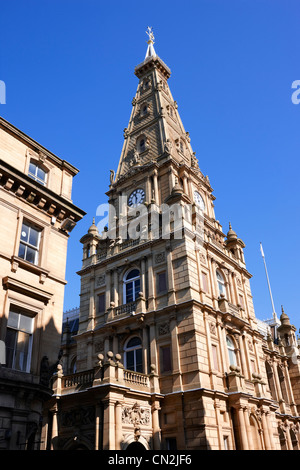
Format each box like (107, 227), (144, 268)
(0, 116), (79, 176)
(0, 159), (86, 223)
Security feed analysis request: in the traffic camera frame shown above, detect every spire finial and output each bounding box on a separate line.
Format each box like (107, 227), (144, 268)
(145, 27), (156, 59)
(146, 26), (155, 44)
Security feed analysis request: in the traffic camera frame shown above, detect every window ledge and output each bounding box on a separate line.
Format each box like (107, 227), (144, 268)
(2, 275), (53, 304)
(11, 256), (49, 284)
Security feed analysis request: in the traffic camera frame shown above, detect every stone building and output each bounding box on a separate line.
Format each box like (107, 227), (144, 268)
(42, 31), (300, 451)
(0, 116), (85, 449)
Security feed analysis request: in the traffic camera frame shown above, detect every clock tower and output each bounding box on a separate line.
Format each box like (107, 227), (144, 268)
(42, 29), (300, 451)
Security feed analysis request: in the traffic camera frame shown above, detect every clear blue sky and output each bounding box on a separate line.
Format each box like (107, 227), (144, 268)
(0, 0), (299, 330)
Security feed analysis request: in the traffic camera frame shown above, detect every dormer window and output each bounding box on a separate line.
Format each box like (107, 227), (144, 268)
(28, 161), (47, 186)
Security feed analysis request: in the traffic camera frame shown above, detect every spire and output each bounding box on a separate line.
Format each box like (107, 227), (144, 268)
(114, 29), (200, 182)
(88, 217), (99, 236)
(145, 26), (156, 59)
(280, 305), (291, 325)
(227, 222), (237, 241)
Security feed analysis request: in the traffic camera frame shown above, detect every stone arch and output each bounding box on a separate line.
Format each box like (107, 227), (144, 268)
(63, 435), (94, 450)
(249, 414), (262, 450)
(278, 426), (287, 450)
(122, 434), (150, 450)
(290, 427), (299, 450)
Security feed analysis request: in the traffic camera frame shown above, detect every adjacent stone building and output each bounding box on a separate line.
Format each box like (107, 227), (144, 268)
(42, 31), (300, 451)
(0, 117), (85, 449)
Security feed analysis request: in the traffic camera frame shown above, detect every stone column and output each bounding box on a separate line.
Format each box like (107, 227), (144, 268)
(115, 401), (123, 450)
(153, 169), (159, 203)
(103, 399), (115, 450)
(105, 270), (111, 309)
(50, 403), (59, 450)
(147, 254), (155, 311)
(95, 403), (101, 450)
(235, 332), (247, 379)
(149, 322), (158, 371)
(166, 243), (176, 304)
(113, 269), (119, 307)
(261, 411), (272, 450)
(243, 408), (254, 450)
(237, 406), (249, 450)
(272, 361), (286, 414)
(142, 326), (149, 374)
(170, 315), (182, 391)
(285, 423), (293, 450)
(152, 401), (161, 450)
(266, 412), (276, 450)
(141, 256), (146, 298)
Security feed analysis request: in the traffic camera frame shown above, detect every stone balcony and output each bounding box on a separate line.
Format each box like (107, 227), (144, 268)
(52, 352), (159, 396)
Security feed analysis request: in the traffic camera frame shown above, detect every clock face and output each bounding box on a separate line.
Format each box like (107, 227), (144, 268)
(194, 191), (205, 211)
(128, 188), (145, 207)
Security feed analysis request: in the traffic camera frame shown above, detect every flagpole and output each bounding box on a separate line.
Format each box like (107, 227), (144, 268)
(260, 242), (277, 322)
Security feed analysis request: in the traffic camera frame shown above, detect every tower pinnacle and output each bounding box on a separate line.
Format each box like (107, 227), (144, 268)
(145, 26), (156, 59)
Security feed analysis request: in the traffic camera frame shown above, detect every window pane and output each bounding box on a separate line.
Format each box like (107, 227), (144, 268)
(126, 350), (134, 370)
(127, 337), (142, 348)
(19, 314), (33, 334)
(5, 328), (16, 368)
(135, 348), (143, 373)
(134, 279), (140, 299)
(126, 269), (139, 280)
(15, 331), (30, 371)
(28, 162), (37, 176)
(37, 167), (46, 182)
(29, 227), (39, 247)
(18, 243), (26, 259)
(25, 246), (37, 264)
(7, 311), (19, 329)
(20, 224), (29, 242)
(126, 282), (133, 303)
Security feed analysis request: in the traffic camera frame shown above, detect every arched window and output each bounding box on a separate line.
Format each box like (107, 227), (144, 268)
(124, 336), (143, 372)
(226, 336), (237, 367)
(249, 416), (262, 450)
(216, 270), (226, 297)
(265, 361), (277, 400)
(28, 160), (47, 185)
(124, 269), (140, 303)
(139, 138), (145, 152)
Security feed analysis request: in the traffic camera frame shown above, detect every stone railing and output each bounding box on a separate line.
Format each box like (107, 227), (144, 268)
(123, 369), (150, 388)
(106, 295), (146, 321)
(115, 301), (137, 316)
(62, 369), (94, 390)
(51, 353), (160, 396)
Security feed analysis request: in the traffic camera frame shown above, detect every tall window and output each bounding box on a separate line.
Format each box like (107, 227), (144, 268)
(124, 337), (143, 373)
(157, 271), (167, 294)
(160, 345), (172, 373)
(216, 270), (226, 297)
(124, 269), (140, 303)
(18, 221), (41, 265)
(5, 308), (34, 372)
(28, 161), (47, 185)
(226, 336), (237, 367)
(139, 138), (146, 153)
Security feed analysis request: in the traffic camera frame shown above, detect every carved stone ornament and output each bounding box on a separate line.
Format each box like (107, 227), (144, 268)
(209, 322), (216, 336)
(97, 275), (106, 286)
(154, 252), (165, 264)
(158, 322), (170, 336)
(122, 403), (151, 426)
